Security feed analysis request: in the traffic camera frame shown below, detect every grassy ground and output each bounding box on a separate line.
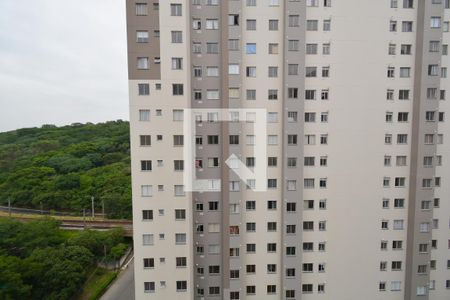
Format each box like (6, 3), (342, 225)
(77, 268), (118, 300)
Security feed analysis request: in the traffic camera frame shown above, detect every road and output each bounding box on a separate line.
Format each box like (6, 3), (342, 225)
(100, 259), (135, 300)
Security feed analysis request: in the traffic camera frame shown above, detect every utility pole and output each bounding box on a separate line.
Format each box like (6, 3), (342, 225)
(102, 199), (105, 220)
(91, 196), (95, 219)
(40, 202), (43, 215)
(8, 198), (11, 217)
(83, 208), (86, 229)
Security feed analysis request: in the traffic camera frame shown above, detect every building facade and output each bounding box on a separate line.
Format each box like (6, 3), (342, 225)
(126, 0), (450, 299)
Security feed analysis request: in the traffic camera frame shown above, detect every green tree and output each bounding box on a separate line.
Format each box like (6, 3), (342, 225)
(0, 255), (31, 300)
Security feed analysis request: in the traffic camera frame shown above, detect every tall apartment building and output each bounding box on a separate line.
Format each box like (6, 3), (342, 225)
(126, 0), (450, 299)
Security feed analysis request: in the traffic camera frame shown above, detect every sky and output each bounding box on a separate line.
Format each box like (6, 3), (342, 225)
(0, 0), (129, 132)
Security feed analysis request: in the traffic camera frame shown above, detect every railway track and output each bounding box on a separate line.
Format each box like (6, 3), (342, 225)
(0, 206), (133, 236)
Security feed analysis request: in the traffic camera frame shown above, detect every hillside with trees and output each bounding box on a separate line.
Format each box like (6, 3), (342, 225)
(0, 218), (127, 300)
(0, 121), (131, 219)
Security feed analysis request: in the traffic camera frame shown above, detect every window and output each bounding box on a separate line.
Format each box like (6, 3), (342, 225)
(400, 67), (410, 78)
(193, 66), (202, 78)
(141, 160), (152, 171)
(425, 134), (434, 144)
(399, 89), (410, 100)
(226, 15), (239, 27)
(206, 43), (218, 54)
(402, 21), (413, 32)
(143, 258), (154, 269)
(174, 185), (185, 196)
(389, 43), (396, 55)
(287, 111), (298, 123)
(288, 64), (299, 75)
(244, 90), (255, 101)
(289, 15), (300, 27)
(244, 201), (256, 212)
(396, 156), (407, 166)
(143, 234), (154, 245)
(172, 84), (184, 95)
(268, 89), (278, 100)
(176, 281), (187, 292)
(428, 64), (439, 76)
(205, 19), (219, 30)
(206, 90), (219, 100)
(268, 66), (278, 77)
(306, 67), (317, 77)
(267, 285), (276, 294)
(137, 57), (149, 70)
(144, 281), (155, 293)
(138, 83), (150, 96)
(385, 89), (394, 100)
(175, 257), (187, 268)
(192, 42), (201, 53)
(267, 200), (277, 210)
(269, 19), (279, 30)
(246, 66), (256, 77)
(305, 90), (316, 100)
(430, 41), (440, 52)
(267, 111), (278, 123)
(403, 0), (413, 8)
(288, 40), (299, 51)
(323, 19), (331, 31)
(444, 21), (450, 32)
(246, 43), (256, 54)
(141, 185), (153, 197)
(390, 21), (397, 32)
(206, 66), (219, 77)
(170, 4), (182, 16)
(136, 31), (149, 43)
(269, 43), (279, 54)
(302, 284), (313, 294)
(228, 64), (240, 75)
(287, 157), (297, 169)
(401, 44), (412, 55)
(171, 31), (182, 43)
(431, 17), (441, 28)
(427, 88), (438, 99)
(246, 19), (256, 30)
(395, 177), (406, 187)
(136, 3), (148, 16)
(229, 135), (239, 145)
(267, 243), (277, 252)
(323, 43), (331, 54)
(307, 0), (319, 6)
(387, 67), (395, 78)
(322, 66), (330, 77)
(278, 88), (293, 100)
(307, 20), (318, 31)
(142, 210), (153, 220)
(175, 233), (187, 245)
(391, 281), (401, 291)
(192, 18), (201, 30)
(247, 0), (256, 6)
(392, 261), (402, 271)
(304, 135), (316, 145)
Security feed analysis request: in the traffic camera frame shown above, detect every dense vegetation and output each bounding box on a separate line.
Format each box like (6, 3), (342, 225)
(0, 218), (128, 300)
(0, 121), (131, 219)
